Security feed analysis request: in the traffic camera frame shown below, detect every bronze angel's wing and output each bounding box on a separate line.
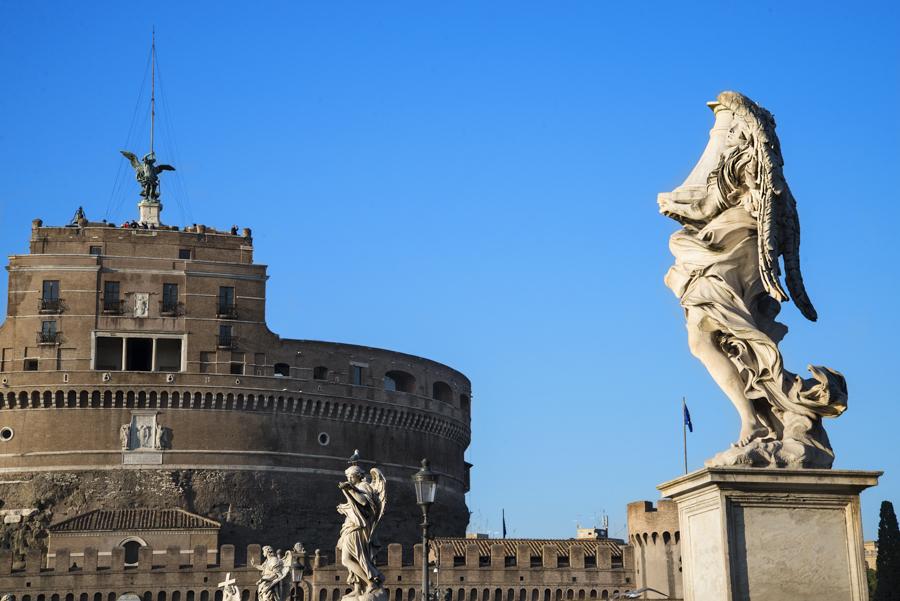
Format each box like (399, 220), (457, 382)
(157, 164), (176, 172)
(369, 467), (387, 524)
(120, 150), (141, 170)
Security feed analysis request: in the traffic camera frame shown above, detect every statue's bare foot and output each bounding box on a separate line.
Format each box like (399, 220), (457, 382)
(731, 424), (769, 448)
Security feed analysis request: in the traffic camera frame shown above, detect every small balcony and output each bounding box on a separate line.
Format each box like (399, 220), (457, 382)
(159, 300), (184, 317)
(102, 298), (125, 315)
(216, 305), (238, 320)
(37, 330), (61, 345)
(39, 298), (63, 314)
(217, 334), (237, 349)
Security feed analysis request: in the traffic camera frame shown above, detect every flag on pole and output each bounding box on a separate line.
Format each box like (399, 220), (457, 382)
(683, 400), (693, 433)
(502, 509), (507, 539)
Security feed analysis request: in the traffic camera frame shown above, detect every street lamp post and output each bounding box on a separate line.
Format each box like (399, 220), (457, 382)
(412, 458), (438, 601)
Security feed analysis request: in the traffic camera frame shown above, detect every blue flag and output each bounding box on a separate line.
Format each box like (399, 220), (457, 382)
(502, 509), (507, 539)
(683, 402), (693, 433)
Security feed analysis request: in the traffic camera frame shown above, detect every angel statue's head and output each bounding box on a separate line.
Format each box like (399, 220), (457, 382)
(345, 465), (365, 483)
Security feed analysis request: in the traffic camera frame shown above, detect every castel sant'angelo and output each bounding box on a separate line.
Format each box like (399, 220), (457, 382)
(0, 196), (473, 553)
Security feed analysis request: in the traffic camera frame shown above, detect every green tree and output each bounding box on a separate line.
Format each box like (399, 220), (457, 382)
(874, 500), (900, 601)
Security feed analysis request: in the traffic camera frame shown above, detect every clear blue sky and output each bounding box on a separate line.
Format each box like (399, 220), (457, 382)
(1, 2), (898, 540)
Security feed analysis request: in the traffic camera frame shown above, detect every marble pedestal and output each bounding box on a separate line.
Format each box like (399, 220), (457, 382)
(658, 468), (880, 601)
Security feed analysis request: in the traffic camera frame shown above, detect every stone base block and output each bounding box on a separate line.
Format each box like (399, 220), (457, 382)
(658, 467), (880, 601)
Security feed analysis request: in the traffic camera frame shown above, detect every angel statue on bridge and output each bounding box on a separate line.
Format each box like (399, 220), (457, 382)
(658, 91), (847, 469)
(120, 150), (175, 202)
(337, 452), (388, 601)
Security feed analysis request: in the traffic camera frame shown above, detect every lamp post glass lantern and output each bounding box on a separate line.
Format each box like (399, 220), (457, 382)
(412, 458), (438, 601)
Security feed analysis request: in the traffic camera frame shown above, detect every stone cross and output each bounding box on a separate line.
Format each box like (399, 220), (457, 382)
(218, 572), (236, 588)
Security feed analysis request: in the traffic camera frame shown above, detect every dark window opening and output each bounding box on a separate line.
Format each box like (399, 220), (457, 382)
(460, 394), (471, 413)
(313, 366), (329, 380)
(557, 557), (570, 568)
(505, 557), (517, 567)
(95, 337), (123, 370)
(611, 555), (623, 569)
(384, 370), (415, 393)
(125, 338), (153, 371)
(156, 339), (182, 372)
(89, 245), (102, 256)
(103, 281), (122, 313)
(39, 320), (58, 343)
(217, 286), (236, 318)
(453, 556), (465, 567)
(432, 381), (453, 402)
(478, 556), (491, 568)
(161, 283), (179, 314)
(530, 556), (542, 568)
(584, 555), (597, 569)
(351, 365), (365, 386)
(230, 362), (243, 375)
(24, 358), (38, 371)
(274, 363), (290, 377)
(122, 540), (142, 565)
(218, 325), (234, 348)
(41, 280), (61, 313)
(178, 248), (192, 260)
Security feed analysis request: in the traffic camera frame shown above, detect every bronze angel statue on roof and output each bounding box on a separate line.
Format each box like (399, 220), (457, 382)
(658, 91), (847, 469)
(337, 453), (387, 601)
(121, 150), (175, 202)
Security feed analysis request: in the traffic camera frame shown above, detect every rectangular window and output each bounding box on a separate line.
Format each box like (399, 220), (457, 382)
(155, 339), (182, 372)
(103, 281), (120, 312)
(218, 325), (233, 348)
(42, 280), (59, 301)
(40, 280), (61, 313)
(39, 321), (58, 344)
(162, 283), (179, 314)
(584, 555), (597, 569)
(230, 353), (244, 375)
(199, 351), (213, 374)
(178, 248), (192, 260)
(89, 246), (102, 256)
(351, 365), (364, 386)
(95, 337), (123, 370)
(0, 348), (11, 372)
(218, 286), (235, 317)
(24, 358), (38, 371)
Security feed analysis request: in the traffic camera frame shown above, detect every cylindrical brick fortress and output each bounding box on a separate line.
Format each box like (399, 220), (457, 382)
(0, 221), (471, 553)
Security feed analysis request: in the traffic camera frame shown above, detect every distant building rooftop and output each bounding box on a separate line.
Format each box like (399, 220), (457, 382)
(49, 509), (221, 533)
(436, 537), (623, 557)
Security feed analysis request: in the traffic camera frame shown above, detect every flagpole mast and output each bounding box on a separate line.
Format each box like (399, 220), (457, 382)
(150, 26), (156, 156)
(682, 397), (688, 474)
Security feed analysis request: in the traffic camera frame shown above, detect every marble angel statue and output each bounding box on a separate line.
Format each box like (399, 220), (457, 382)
(337, 456), (388, 601)
(251, 545), (293, 601)
(658, 91), (847, 468)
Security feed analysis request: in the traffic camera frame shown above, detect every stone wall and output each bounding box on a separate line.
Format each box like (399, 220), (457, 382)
(0, 540), (636, 600)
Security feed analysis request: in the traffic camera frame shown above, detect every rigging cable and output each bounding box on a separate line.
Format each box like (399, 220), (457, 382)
(104, 46), (152, 222)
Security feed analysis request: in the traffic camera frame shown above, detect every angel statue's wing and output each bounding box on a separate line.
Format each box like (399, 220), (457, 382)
(157, 164), (176, 172)
(369, 467), (387, 524)
(279, 550), (293, 581)
(777, 185), (817, 321)
(120, 150), (141, 170)
(717, 90), (818, 323)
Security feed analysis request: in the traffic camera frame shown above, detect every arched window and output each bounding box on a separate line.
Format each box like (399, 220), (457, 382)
(120, 538), (146, 565)
(313, 366), (329, 380)
(384, 371), (416, 393)
(274, 363), (290, 377)
(432, 381), (453, 403)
